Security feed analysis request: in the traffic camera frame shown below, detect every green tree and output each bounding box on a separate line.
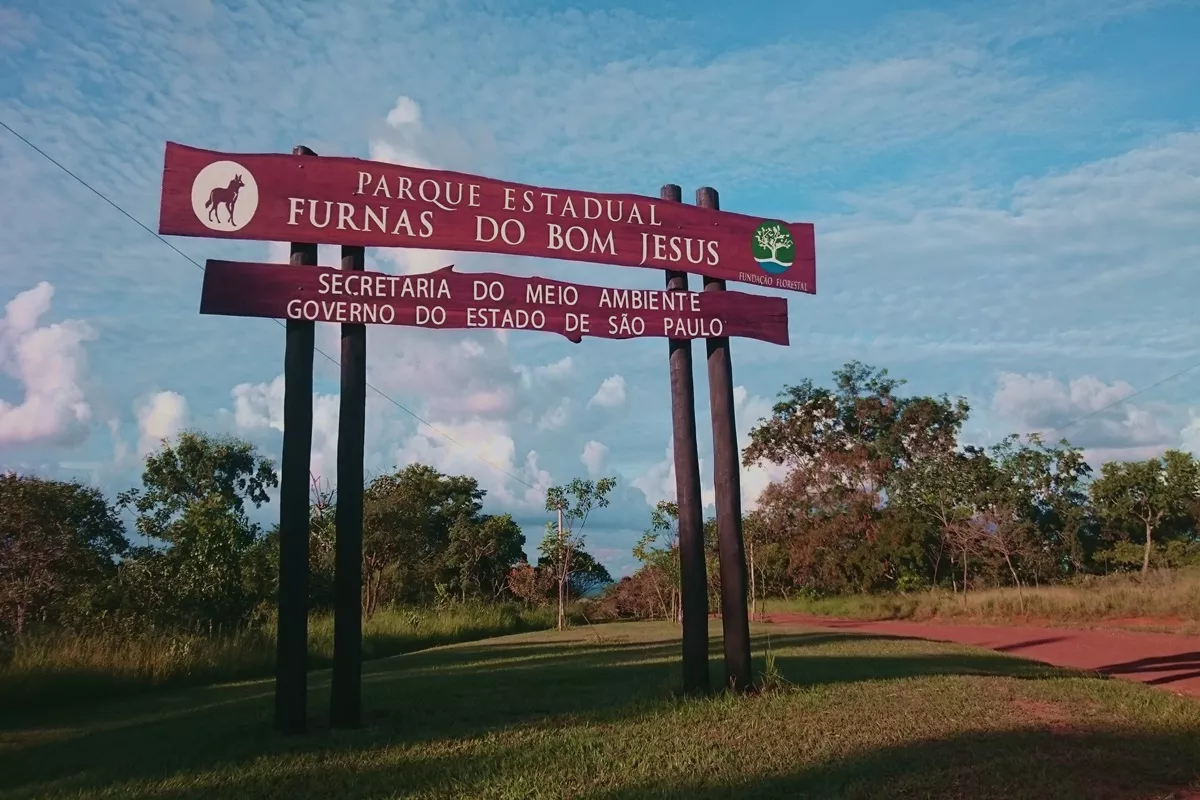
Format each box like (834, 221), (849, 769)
(890, 448), (987, 590)
(1089, 450), (1200, 577)
(632, 501), (681, 621)
(361, 464), (485, 616)
(746, 362), (970, 595)
(0, 474), (127, 635)
(983, 434), (1093, 586)
(118, 431), (278, 632)
(446, 513), (526, 601)
(542, 476), (616, 630)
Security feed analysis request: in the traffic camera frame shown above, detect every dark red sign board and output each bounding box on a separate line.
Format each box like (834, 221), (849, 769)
(199, 260), (790, 346)
(162, 143), (815, 294)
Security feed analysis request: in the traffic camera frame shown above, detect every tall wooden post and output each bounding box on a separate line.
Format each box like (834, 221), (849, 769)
(274, 144), (317, 734)
(697, 186), (753, 692)
(661, 184), (710, 695)
(330, 244), (366, 729)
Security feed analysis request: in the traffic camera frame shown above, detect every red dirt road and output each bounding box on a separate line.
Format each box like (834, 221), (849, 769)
(764, 613), (1200, 698)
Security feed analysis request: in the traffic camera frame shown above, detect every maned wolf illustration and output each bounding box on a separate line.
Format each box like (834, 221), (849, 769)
(205, 174), (246, 225)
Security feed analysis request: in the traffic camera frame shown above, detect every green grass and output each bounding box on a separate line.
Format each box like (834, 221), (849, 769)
(766, 567), (1200, 633)
(2, 620), (1198, 799)
(0, 604), (553, 713)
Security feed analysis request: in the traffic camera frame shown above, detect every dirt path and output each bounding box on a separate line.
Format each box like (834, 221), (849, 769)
(764, 613), (1200, 698)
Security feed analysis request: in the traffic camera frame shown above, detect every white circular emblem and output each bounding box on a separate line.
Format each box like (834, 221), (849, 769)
(191, 160), (259, 231)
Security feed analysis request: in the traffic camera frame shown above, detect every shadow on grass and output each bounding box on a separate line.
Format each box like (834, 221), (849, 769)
(0, 628), (1099, 799)
(590, 728), (1200, 800)
(78, 728), (1200, 800)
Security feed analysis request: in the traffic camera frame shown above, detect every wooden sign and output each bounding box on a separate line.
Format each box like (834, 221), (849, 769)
(161, 143), (816, 294)
(199, 259), (790, 346)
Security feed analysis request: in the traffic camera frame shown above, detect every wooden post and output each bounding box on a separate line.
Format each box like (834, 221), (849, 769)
(274, 144), (317, 734)
(661, 184), (710, 695)
(697, 186), (753, 692)
(330, 244), (365, 729)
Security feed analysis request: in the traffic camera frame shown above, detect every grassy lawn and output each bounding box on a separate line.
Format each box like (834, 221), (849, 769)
(2, 620), (1198, 799)
(764, 567), (1200, 633)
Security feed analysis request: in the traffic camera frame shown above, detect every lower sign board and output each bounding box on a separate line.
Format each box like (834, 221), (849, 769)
(199, 260), (790, 346)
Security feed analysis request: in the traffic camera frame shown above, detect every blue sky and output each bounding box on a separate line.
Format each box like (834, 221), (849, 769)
(1, 0), (1198, 577)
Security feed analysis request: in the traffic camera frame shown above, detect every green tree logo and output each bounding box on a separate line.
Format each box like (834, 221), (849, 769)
(751, 221), (795, 275)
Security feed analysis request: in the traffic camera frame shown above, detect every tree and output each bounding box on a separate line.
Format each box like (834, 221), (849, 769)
(0, 474), (127, 635)
(890, 449), (985, 590)
(361, 464), (485, 615)
(982, 434), (1093, 587)
(746, 362), (970, 595)
(632, 501), (681, 622)
(542, 476), (616, 630)
(118, 432), (278, 632)
(1090, 450), (1200, 577)
(446, 513), (526, 601)
(754, 223), (792, 264)
(506, 559), (554, 607)
(743, 510), (789, 619)
(306, 475), (337, 610)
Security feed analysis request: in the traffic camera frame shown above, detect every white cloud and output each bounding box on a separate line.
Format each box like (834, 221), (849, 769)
(134, 390), (189, 455)
(580, 440), (609, 476)
(0, 283), (95, 448)
(992, 372), (1135, 428)
(632, 385), (784, 513)
(385, 95), (422, 129)
(395, 418), (550, 509)
(989, 371), (1178, 461)
(631, 439), (718, 512)
(588, 375), (627, 409)
(537, 398), (570, 431)
(1182, 413), (1200, 457)
(733, 386), (787, 512)
(368, 95), (457, 276)
(228, 374), (340, 482)
(631, 440), (677, 508)
(231, 374), (286, 432)
(534, 357), (574, 382)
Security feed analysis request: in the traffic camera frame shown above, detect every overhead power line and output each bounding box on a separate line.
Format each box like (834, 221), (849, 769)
(0, 118), (537, 490)
(1044, 361), (1200, 437)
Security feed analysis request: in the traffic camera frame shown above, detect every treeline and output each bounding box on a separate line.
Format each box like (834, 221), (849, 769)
(594, 362), (1200, 620)
(1, 431), (616, 641)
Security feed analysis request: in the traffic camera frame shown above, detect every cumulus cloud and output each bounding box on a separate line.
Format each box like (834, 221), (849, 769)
(368, 95), (459, 276)
(395, 418), (550, 508)
(228, 374), (341, 482)
(580, 440), (609, 476)
(537, 398), (570, 431)
(631, 439), (717, 512)
(534, 357), (574, 382)
(0, 283), (95, 448)
(990, 371), (1177, 461)
(135, 391), (190, 455)
(1183, 413), (1200, 457)
(632, 385), (782, 512)
(588, 375), (627, 409)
